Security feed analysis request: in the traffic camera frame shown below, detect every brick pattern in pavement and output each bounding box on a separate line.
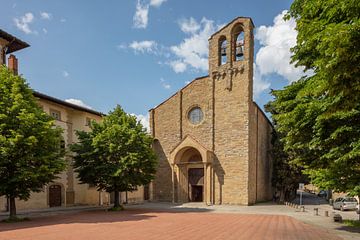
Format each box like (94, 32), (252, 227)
(0, 210), (342, 240)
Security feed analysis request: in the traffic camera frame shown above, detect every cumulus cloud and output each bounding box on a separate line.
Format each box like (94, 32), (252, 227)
(150, 0), (167, 7)
(129, 40), (157, 53)
(14, 13), (35, 34)
(133, 0), (149, 29)
(255, 10), (305, 83)
(65, 99), (93, 109)
(169, 17), (219, 73)
(253, 64), (271, 98)
(169, 60), (187, 73)
(178, 17), (201, 34)
(131, 113), (150, 132)
(133, 0), (167, 29)
(40, 12), (52, 20)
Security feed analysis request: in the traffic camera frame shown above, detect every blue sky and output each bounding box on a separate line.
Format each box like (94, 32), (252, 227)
(0, 0), (305, 128)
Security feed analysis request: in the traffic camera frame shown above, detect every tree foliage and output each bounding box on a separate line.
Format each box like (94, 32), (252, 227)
(0, 66), (65, 218)
(71, 105), (157, 208)
(267, 0), (360, 198)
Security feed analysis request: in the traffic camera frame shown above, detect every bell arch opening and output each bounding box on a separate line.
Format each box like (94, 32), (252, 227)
(232, 24), (245, 61)
(218, 36), (227, 66)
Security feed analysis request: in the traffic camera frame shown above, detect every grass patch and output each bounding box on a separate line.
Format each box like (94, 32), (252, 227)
(108, 205), (124, 211)
(1, 216), (30, 223)
(344, 220), (360, 228)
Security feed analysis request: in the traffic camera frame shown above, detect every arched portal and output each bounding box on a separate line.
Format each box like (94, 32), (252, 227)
(169, 136), (214, 204)
(179, 148), (204, 202)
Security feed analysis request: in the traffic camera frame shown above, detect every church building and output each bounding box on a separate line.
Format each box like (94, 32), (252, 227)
(149, 17), (273, 205)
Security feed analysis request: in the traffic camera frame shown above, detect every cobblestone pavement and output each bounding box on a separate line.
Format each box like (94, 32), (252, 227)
(0, 209), (342, 240)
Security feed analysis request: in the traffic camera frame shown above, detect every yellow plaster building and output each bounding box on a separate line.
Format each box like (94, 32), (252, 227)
(0, 29), (144, 211)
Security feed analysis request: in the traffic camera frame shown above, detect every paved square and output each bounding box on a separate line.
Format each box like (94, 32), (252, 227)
(0, 209), (341, 240)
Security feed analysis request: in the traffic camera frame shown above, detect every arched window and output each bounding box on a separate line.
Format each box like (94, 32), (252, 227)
(219, 36), (227, 65)
(232, 24), (245, 61)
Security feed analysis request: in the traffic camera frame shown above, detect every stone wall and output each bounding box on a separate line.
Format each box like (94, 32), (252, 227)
(151, 18), (273, 205)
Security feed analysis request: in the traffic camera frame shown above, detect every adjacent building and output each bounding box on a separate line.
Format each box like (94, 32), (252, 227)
(0, 29), (144, 211)
(149, 17), (273, 205)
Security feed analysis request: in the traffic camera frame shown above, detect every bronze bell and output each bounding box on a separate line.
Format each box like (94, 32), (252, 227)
(221, 46), (226, 56)
(236, 42), (244, 57)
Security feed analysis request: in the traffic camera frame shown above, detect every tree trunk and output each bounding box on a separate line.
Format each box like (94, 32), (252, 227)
(358, 195), (360, 221)
(114, 190), (120, 208)
(9, 196), (16, 219)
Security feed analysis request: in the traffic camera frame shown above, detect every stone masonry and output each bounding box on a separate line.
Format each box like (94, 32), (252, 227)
(149, 17), (273, 205)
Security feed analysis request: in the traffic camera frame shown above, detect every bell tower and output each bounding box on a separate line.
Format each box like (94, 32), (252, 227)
(208, 17), (254, 101)
(207, 17), (256, 204)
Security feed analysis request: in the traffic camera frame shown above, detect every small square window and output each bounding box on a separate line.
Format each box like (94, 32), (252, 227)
(50, 109), (61, 120)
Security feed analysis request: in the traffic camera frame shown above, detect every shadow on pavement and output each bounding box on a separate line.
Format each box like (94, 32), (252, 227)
(335, 225), (360, 234)
(0, 206), (213, 232)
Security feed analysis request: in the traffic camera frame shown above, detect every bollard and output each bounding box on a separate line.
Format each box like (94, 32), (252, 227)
(333, 213), (342, 222)
(325, 210), (329, 217)
(314, 208), (319, 216)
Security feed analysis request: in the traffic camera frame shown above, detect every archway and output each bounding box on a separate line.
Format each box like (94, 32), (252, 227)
(169, 135), (214, 204)
(180, 148), (204, 202)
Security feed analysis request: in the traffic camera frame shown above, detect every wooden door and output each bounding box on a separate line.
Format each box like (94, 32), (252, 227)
(49, 185), (62, 207)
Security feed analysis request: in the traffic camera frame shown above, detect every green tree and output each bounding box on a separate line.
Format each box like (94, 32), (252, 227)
(0, 66), (65, 220)
(71, 105), (157, 209)
(267, 0), (360, 207)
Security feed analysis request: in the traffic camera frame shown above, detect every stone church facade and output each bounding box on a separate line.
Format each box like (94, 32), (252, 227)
(149, 17), (273, 205)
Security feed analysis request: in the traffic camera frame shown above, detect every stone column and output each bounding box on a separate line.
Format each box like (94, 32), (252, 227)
(176, 165), (181, 203)
(171, 164), (175, 203)
(203, 163), (207, 204)
(205, 164), (213, 205)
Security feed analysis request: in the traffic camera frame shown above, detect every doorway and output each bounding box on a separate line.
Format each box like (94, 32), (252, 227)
(191, 185), (203, 202)
(49, 185), (62, 207)
(188, 168), (204, 202)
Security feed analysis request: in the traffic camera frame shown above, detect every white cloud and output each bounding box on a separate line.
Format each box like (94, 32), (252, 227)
(169, 60), (187, 73)
(131, 113), (150, 132)
(116, 43), (127, 50)
(169, 17), (219, 73)
(62, 71), (69, 78)
(253, 64), (271, 98)
(60, 18), (67, 23)
(129, 40), (157, 53)
(65, 99), (93, 109)
(133, 0), (149, 29)
(178, 17), (200, 34)
(14, 13), (35, 34)
(160, 77), (171, 89)
(150, 0), (167, 8)
(40, 12), (52, 20)
(42, 28), (48, 34)
(255, 10), (305, 83)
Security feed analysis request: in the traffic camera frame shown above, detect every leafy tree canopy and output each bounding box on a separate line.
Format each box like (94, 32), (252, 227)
(267, 0), (360, 198)
(71, 105), (157, 208)
(0, 66), (65, 218)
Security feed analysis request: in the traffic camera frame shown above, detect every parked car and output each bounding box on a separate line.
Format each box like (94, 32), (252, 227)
(333, 197), (358, 211)
(317, 190), (327, 198)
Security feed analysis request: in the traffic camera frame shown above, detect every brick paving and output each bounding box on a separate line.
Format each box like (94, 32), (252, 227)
(0, 209), (341, 240)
